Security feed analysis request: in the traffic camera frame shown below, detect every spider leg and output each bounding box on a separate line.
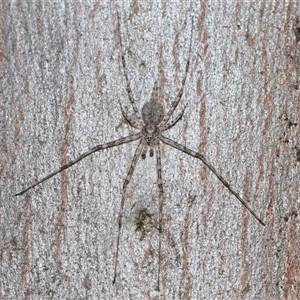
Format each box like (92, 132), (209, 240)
(161, 104), (187, 132)
(160, 135), (265, 226)
(117, 12), (139, 114)
(162, 18), (193, 125)
(118, 100), (143, 130)
(113, 140), (145, 285)
(150, 81), (159, 102)
(15, 133), (141, 196)
(155, 142), (164, 291)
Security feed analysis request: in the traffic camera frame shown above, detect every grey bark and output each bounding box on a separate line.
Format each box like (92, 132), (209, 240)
(1, 1), (300, 299)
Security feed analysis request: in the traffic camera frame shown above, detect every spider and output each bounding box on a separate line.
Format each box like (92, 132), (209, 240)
(133, 208), (155, 241)
(15, 15), (265, 291)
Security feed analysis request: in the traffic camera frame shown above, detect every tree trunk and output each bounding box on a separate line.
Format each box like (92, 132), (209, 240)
(1, 1), (300, 299)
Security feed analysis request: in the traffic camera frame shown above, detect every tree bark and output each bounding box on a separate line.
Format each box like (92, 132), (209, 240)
(1, 1), (300, 299)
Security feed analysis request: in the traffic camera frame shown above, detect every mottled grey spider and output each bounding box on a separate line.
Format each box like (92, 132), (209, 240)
(133, 208), (155, 241)
(15, 15), (265, 291)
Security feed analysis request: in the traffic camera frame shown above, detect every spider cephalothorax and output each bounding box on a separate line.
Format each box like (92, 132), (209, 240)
(142, 122), (160, 157)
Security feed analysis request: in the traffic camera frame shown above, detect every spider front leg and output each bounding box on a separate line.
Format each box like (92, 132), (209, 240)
(155, 142), (164, 291)
(160, 135), (265, 226)
(15, 133), (141, 196)
(113, 140), (145, 285)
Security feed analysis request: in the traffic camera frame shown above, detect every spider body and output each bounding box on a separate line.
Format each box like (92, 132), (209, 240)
(142, 100), (164, 126)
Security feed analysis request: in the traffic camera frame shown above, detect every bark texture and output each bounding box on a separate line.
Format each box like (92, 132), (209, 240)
(1, 1), (300, 299)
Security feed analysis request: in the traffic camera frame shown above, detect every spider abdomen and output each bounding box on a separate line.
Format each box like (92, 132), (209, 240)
(141, 100), (164, 125)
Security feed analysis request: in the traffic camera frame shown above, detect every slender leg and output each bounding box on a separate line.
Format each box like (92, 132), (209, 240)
(113, 140), (145, 284)
(162, 18), (193, 125)
(149, 81), (159, 102)
(155, 142), (164, 291)
(116, 12), (139, 114)
(15, 133), (141, 196)
(118, 100), (143, 130)
(161, 104), (187, 132)
(160, 135), (265, 226)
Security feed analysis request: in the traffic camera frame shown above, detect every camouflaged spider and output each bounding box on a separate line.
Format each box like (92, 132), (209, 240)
(15, 14), (265, 291)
